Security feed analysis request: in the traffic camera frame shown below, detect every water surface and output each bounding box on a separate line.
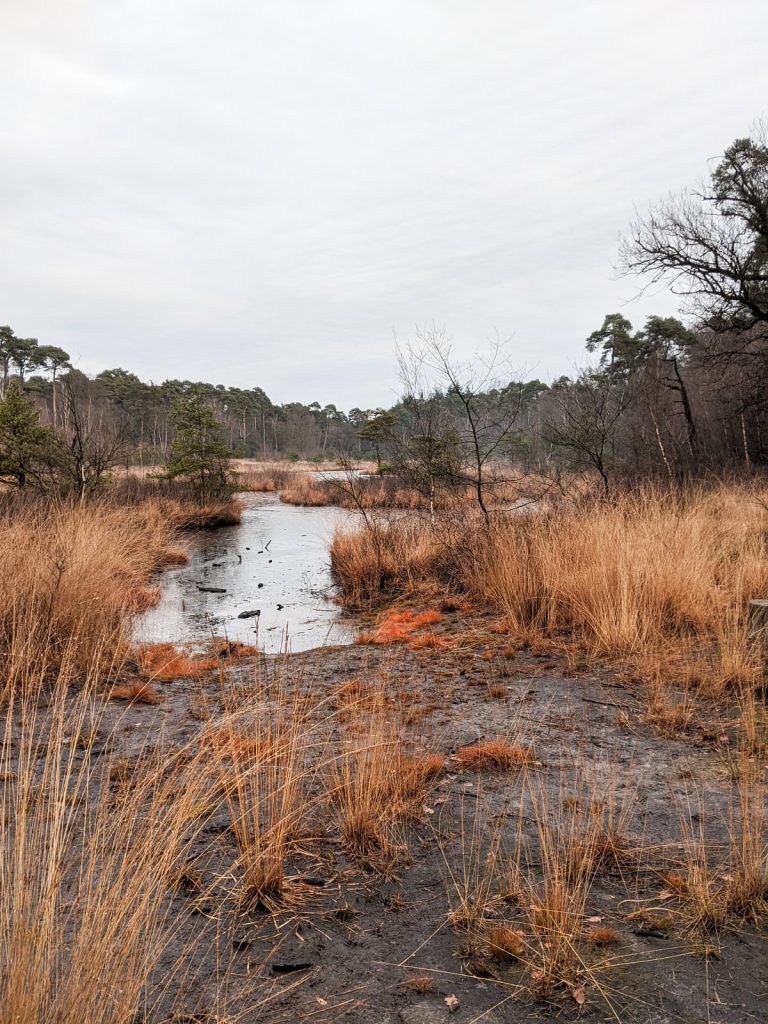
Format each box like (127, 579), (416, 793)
(133, 492), (356, 653)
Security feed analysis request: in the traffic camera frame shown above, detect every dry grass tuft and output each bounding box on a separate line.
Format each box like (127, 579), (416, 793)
(401, 975), (435, 993)
(484, 923), (526, 961)
(209, 695), (314, 911)
(327, 695), (439, 871)
(110, 680), (163, 705)
(587, 925), (620, 947)
(454, 740), (534, 772)
(331, 519), (453, 607)
(672, 758), (767, 936)
(125, 584), (162, 611)
(0, 669), (211, 1023)
(518, 786), (597, 998)
(399, 753), (446, 796)
(279, 474), (335, 506)
(486, 684), (508, 700)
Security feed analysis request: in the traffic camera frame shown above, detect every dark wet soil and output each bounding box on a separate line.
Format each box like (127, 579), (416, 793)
(31, 617), (768, 1023)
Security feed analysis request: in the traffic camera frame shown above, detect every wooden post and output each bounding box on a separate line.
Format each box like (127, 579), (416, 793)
(748, 599), (768, 639)
(748, 601), (768, 698)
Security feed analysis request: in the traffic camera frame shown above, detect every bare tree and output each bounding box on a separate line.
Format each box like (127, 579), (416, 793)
(621, 119), (768, 340)
(544, 373), (632, 496)
(400, 326), (526, 521)
(60, 373), (131, 496)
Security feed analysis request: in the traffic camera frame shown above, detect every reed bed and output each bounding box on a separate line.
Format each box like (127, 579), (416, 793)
(332, 482), (768, 696)
(109, 475), (242, 528)
(0, 497), (182, 686)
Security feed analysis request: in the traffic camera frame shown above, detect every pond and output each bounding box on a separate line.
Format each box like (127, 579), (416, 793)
(132, 492), (357, 653)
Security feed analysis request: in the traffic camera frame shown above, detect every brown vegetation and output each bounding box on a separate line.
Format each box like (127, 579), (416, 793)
(209, 698), (312, 910)
(327, 690), (442, 871)
(1, 474), (765, 1018)
(453, 740), (534, 772)
(359, 608), (443, 645)
(109, 474), (242, 528)
(0, 670), (212, 1023)
(332, 482), (768, 699)
(0, 497), (181, 686)
(110, 679), (163, 704)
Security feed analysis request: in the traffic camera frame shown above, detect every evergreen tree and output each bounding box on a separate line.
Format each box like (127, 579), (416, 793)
(0, 382), (60, 488)
(164, 391), (235, 500)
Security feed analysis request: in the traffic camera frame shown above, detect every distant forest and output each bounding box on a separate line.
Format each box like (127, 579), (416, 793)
(2, 119), (767, 488)
(2, 309), (767, 485)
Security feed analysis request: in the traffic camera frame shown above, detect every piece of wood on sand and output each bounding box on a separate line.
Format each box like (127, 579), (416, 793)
(747, 599), (768, 639)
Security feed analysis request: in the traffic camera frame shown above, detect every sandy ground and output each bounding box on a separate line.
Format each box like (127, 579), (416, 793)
(65, 618), (767, 1024)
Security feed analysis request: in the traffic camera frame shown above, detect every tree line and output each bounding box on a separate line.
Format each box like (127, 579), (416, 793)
(1, 118), (766, 499)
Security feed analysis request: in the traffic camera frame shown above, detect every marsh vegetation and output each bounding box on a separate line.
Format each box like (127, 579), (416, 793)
(0, 121), (766, 1022)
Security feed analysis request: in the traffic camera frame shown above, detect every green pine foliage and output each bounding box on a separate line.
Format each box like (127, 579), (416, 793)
(164, 392), (236, 501)
(0, 382), (61, 489)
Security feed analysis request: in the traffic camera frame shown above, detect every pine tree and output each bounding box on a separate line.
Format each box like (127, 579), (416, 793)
(0, 382), (60, 488)
(164, 392), (234, 500)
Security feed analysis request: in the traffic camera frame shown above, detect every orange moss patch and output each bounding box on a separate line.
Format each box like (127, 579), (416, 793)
(454, 740), (534, 771)
(134, 643), (219, 680)
(359, 608), (443, 645)
(133, 640), (260, 681)
(110, 680), (162, 705)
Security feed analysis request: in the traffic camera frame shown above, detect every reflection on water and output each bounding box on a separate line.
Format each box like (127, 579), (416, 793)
(133, 492), (357, 653)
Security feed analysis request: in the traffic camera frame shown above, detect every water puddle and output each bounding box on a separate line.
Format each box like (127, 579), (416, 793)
(133, 492), (357, 653)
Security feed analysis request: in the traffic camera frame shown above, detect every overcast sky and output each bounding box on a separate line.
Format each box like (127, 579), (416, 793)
(1, 1), (765, 409)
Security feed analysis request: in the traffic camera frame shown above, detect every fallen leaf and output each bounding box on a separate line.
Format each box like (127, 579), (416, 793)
(586, 915), (603, 923)
(571, 986), (586, 1006)
(445, 993), (460, 1013)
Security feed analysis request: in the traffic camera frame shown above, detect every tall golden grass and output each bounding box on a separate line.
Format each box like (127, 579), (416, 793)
(208, 691), (316, 910)
(0, 665), (210, 1023)
(0, 498), (184, 687)
(331, 516), (458, 605)
(332, 483), (768, 696)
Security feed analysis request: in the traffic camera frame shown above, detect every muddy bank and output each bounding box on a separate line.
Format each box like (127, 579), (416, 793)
(83, 628), (766, 1024)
